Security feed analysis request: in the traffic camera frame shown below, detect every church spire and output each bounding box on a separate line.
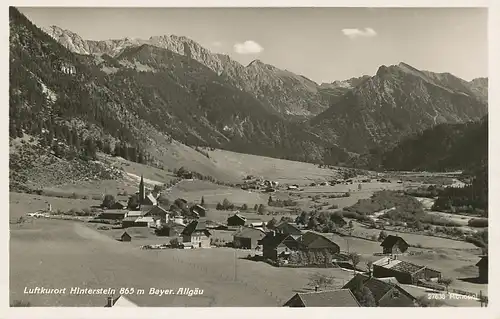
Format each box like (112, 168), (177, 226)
(139, 175), (145, 205)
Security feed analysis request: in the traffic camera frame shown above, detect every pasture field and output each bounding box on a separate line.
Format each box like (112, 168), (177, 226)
(206, 148), (342, 184)
(9, 192), (101, 219)
(166, 180), (269, 207)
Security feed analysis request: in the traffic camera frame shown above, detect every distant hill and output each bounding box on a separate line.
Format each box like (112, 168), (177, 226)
(310, 62), (488, 153)
(357, 116), (487, 172)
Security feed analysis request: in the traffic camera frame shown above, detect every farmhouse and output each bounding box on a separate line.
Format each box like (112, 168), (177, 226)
(233, 227), (266, 249)
(283, 289), (360, 307)
(258, 231), (301, 261)
(97, 210), (127, 220)
(372, 257), (442, 284)
(181, 220), (212, 248)
(134, 216), (156, 228)
(343, 274), (417, 307)
(156, 222), (185, 237)
(121, 232), (132, 242)
(299, 231), (340, 254)
(275, 222), (303, 238)
(104, 295), (138, 307)
(190, 204), (207, 218)
(476, 255), (488, 283)
(227, 213), (247, 227)
(380, 235), (409, 254)
(109, 201), (127, 210)
(145, 206), (169, 222)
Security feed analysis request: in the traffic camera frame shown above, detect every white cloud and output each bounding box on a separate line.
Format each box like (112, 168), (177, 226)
(233, 40), (264, 54)
(341, 28), (377, 39)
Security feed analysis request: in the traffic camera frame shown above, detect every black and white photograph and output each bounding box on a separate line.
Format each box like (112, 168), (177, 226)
(8, 4), (490, 310)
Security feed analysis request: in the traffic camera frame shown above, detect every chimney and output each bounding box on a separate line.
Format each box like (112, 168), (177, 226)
(106, 296), (113, 307)
(315, 285), (319, 292)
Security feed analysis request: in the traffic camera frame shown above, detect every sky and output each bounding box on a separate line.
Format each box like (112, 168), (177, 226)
(18, 7), (488, 83)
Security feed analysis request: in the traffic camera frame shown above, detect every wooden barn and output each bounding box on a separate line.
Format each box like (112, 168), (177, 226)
(372, 257), (441, 284)
(227, 213), (247, 227)
(121, 232), (132, 242)
(283, 289), (360, 307)
(343, 274), (417, 307)
(233, 227), (266, 249)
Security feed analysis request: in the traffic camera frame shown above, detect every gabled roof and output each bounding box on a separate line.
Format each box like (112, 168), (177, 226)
(275, 222), (302, 235)
(234, 227), (266, 238)
(259, 232), (298, 249)
(107, 295), (138, 307)
(147, 206), (169, 216)
(122, 216), (139, 222)
(300, 231), (339, 249)
(380, 235), (408, 248)
(145, 193), (158, 206)
(121, 231), (131, 239)
(343, 274), (415, 303)
(284, 289), (361, 307)
(476, 255), (488, 267)
(373, 257), (429, 274)
(181, 220), (211, 236)
(228, 213), (247, 221)
(191, 204), (206, 211)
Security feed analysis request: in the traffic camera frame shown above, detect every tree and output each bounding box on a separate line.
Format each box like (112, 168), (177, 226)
(307, 215), (318, 230)
(241, 203), (248, 210)
(349, 252), (361, 272)
(438, 277), (453, 293)
(258, 204), (266, 214)
(267, 217), (277, 229)
(352, 283), (376, 307)
(268, 195), (273, 205)
(296, 211), (308, 225)
(308, 273), (334, 290)
(366, 261), (373, 277)
(127, 194), (139, 210)
(102, 194), (115, 209)
(378, 230), (388, 241)
(348, 220), (354, 228)
(201, 196), (205, 207)
(169, 237), (179, 248)
(253, 204), (259, 211)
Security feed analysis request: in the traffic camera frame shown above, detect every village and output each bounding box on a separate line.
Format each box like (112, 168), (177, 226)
(13, 165), (488, 308)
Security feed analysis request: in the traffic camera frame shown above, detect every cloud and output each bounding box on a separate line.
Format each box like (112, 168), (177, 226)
(341, 28), (377, 39)
(233, 40), (264, 54)
(211, 41), (222, 47)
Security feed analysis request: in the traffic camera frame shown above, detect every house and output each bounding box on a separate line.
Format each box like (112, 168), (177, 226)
(227, 213), (247, 227)
(476, 255), (488, 283)
(181, 220), (211, 248)
(380, 235), (409, 254)
(156, 222), (185, 237)
(145, 206), (169, 222)
(283, 289), (360, 307)
(97, 210), (127, 220)
(126, 211), (144, 218)
(287, 184), (299, 190)
(233, 227), (266, 249)
(190, 204), (207, 218)
(109, 201), (127, 210)
(104, 295), (138, 307)
(134, 216), (156, 228)
(258, 231), (302, 261)
(372, 257), (442, 284)
(299, 231), (340, 254)
(122, 216), (140, 228)
(275, 222), (303, 238)
(121, 232), (132, 242)
(343, 273), (417, 307)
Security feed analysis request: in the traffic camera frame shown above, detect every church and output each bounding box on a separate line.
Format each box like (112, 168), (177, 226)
(136, 175), (160, 211)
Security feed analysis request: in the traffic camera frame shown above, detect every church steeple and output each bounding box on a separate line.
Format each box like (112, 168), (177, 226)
(139, 175), (145, 205)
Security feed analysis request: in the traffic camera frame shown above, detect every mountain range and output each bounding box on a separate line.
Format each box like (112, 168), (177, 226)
(9, 7), (489, 188)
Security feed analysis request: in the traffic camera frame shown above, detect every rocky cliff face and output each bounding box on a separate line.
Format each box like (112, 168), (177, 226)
(43, 25), (332, 117)
(310, 62), (488, 152)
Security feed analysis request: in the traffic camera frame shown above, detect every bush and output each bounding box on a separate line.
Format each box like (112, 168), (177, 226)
(468, 218), (488, 228)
